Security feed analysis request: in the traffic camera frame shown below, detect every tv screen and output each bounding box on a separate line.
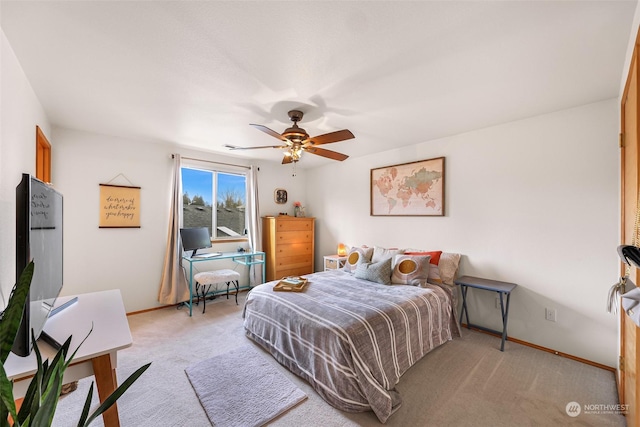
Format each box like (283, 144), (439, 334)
(180, 227), (212, 257)
(12, 174), (64, 357)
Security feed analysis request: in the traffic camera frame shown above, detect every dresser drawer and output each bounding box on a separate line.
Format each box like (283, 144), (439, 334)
(276, 231), (313, 244)
(276, 242), (313, 255)
(277, 219), (313, 232)
(276, 254), (312, 270)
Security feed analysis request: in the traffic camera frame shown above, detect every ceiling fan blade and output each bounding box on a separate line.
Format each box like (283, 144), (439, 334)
(304, 146), (349, 161)
(307, 129), (355, 146)
(250, 124), (287, 141)
(224, 144), (286, 150)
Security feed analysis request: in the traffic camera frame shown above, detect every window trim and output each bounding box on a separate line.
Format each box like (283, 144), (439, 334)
(181, 161), (249, 242)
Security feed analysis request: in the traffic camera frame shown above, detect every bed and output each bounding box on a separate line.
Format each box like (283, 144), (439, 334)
(243, 261), (461, 423)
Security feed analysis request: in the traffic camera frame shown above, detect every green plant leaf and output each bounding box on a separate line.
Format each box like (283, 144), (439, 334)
(75, 381), (94, 427)
(0, 407), (11, 427)
(15, 332), (67, 425)
(81, 362), (151, 427)
(0, 262), (34, 364)
(30, 364), (62, 427)
(63, 324), (93, 371)
(0, 363), (17, 424)
(40, 335), (71, 387)
(36, 359), (64, 427)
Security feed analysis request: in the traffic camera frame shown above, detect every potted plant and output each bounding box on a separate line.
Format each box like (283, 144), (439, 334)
(0, 261), (150, 426)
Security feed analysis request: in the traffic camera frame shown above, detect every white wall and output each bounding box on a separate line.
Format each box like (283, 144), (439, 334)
(51, 127), (305, 312)
(620, 1), (640, 99)
(0, 29), (50, 307)
(307, 99), (619, 367)
(1, 19), (626, 367)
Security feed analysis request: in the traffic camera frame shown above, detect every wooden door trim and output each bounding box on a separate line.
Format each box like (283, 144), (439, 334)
(35, 125), (51, 183)
(620, 24), (640, 418)
(622, 28), (640, 108)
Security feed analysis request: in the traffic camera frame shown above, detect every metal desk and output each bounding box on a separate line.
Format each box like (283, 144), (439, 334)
(454, 275), (517, 351)
(182, 251), (265, 316)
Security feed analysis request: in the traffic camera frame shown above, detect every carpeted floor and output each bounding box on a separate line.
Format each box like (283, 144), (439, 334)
(185, 344), (307, 426)
(52, 293), (625, 427)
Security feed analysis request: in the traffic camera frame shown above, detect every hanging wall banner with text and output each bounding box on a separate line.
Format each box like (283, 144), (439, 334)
(99, 184), (141, 228)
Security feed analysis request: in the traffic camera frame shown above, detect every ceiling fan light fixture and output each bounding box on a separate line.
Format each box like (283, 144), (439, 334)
(282, 127), (309, 144)
(244, 109), (354, 164)
(290, 146), (303, 161)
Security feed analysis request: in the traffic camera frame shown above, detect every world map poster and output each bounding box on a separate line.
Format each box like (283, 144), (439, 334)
(370, 157), (444, 216)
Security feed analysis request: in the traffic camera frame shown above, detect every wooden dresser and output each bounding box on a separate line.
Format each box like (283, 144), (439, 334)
(262, 216), (315, 281)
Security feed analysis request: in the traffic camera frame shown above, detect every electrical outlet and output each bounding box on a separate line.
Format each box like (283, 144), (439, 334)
(495, 297), (501, 310)
(545, 308), (557, 322)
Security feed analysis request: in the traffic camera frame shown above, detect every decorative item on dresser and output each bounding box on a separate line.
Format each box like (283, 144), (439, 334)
(262, 216), (315, 281)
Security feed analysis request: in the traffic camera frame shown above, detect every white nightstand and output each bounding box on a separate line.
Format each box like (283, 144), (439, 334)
(324, 255), (347, 271)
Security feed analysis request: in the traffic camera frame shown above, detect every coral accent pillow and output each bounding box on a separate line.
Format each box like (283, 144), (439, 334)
(404, 251), (442, 265)
(391, 254), (431, 286)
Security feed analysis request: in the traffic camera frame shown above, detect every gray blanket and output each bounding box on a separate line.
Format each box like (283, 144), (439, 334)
(243, 270), (460, 423)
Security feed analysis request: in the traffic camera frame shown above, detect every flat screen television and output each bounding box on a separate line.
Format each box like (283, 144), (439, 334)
(12, 174), (64, 357)
(180, 227), (212, 257)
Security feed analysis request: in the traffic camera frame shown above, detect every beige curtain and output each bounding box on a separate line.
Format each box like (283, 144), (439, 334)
(247, 165), (263, 287)
(158, 154), (189, 304)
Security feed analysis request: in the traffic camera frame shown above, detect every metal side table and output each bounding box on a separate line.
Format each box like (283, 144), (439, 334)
(454, 275), (517, 351)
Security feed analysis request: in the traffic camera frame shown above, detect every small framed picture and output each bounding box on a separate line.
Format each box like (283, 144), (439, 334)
(275, 188), (288, 204)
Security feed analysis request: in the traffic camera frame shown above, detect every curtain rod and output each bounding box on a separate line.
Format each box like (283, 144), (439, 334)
(172, 154), (252, 170)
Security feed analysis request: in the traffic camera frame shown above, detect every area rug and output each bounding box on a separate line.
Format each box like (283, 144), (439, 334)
(185, 344), (307, 427)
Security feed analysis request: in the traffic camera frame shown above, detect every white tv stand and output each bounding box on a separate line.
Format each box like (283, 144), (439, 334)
(5, 289), (133, 427)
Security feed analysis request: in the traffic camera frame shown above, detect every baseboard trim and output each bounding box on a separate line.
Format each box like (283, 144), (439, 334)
(461, 323), (615, 372)
(126, 289), (250, 317)
(127, 306), (614, 372)
(127, 304), (180, 316)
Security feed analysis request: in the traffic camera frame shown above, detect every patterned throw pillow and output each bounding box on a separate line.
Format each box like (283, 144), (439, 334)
(404, 251), (443, 282)
(354, 258), (392, 285)
(391, 254), (431, 286)
(343, 247), (373, 274)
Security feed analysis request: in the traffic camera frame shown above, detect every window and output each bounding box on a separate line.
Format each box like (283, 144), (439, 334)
(181, 166), (247, 240)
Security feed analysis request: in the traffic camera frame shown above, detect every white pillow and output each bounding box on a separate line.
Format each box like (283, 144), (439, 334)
(431, 252), (461, 286)
(371, 246), (405, 266)
(391, 254), (431, 286)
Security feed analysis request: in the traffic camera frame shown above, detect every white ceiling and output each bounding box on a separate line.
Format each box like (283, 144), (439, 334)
(1, 1), (636, 168)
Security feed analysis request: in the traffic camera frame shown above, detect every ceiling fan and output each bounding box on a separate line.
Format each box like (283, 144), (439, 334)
(224, 110), (355, 164)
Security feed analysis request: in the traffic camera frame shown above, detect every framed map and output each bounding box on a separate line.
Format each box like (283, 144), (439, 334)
(370, 157), (444, 216)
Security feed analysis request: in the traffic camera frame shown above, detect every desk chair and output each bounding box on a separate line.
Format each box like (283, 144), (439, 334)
(193, 269), (240, 313)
